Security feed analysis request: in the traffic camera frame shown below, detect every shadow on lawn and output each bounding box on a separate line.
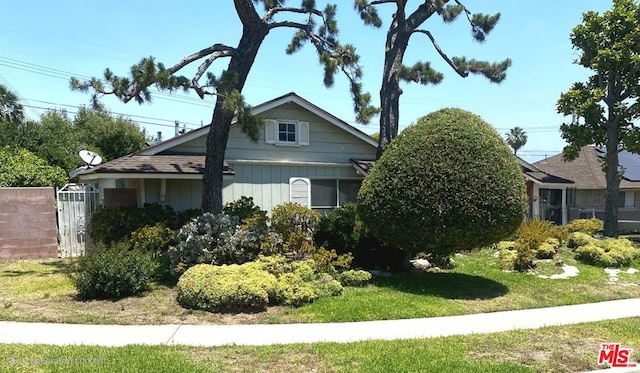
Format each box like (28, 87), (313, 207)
(0, 260), (73, 278)
(373, 272), (508, 300)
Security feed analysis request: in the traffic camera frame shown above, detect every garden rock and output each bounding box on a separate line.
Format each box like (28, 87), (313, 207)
(538, 265), (579, 279)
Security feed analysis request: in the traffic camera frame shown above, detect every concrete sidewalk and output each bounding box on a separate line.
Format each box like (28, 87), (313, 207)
(0, 298), (638, 347)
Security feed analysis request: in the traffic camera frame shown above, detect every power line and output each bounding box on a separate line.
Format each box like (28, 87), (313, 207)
(19, 103), (196, 131)
(23, 98), (203, 127)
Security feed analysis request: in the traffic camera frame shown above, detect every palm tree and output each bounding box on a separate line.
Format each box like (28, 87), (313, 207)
(0, 84), (24, 124)
(505, 127), (528, 155)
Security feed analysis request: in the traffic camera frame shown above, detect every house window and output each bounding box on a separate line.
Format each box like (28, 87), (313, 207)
(265, 120), (309, 146)
(310, 179), (361, 209)
(619, 191), (637, 208)
(289, 177), (362, 210)
(278, 122), (296, 144)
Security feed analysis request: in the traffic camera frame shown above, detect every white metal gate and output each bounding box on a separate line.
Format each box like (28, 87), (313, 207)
(56, 184), (100, 257)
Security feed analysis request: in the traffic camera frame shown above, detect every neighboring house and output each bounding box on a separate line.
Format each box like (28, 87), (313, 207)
(534, 146), (640, 231)
(519, 157), (574, 226)
(77, 92), (377, 214)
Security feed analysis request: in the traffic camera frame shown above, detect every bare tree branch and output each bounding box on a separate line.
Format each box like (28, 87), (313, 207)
(263, 6), (322, 22)
(191, 50), (235, 98)
(168, 44), (237, 75)
(268, 20), (312, 31)
(370, 0), (396, 5)
(413, 29), (468, 78)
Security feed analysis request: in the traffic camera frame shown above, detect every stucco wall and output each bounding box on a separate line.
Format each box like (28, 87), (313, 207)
(0, 187), (58, 258)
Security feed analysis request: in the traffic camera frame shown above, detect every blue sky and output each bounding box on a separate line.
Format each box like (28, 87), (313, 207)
(0, 1), (612, 163)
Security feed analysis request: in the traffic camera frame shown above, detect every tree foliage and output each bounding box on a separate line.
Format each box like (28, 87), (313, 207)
(0, 108), (147, 173)
(71, 1), (378, 214)
(73, 108), (148, 162)
(357, 108), (526, 259)
(0, 147), (67, 188)
(353, 0), (511, 157)
(0, 84), (24, 124)
(505, 126), (528, 155)
(557, 0), (640, 236)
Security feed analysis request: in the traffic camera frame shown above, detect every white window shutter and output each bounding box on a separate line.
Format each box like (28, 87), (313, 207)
(265, 119), (276, 144)
(289, 177), (310, 207)
(298, 121), (309, 145)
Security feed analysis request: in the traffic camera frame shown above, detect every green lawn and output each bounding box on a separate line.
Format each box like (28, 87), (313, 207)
(268, 248), (640, 323)
(0, 248), (638, 325)
(0, 318), (638, 372)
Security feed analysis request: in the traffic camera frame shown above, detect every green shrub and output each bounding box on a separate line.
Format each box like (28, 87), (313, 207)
(314, 202), (406, 270)
(536, 240), (558, 259)
(0, 147), (68, 188)
(273, 261), (343, 306)
(88, 203), (176, 245)
(575, 243), (607, 266)
(500, 238), (537, 271)
(517, 219), (565, 247)
(176, 263), (277, 313)
(223, 196), (268, 230)
(130, 223), (177, 281)
(252, 255), (344, 306)
(271, 203), (319, 242)
(177, 256), (344, 311)
(338, 270), (372, 287)
(168, 213), (265, 277)
(567, 232), (595, 250)
(70, 242), (157, 300)
(130, 223), (176, 252)
(566, 218), (604, 235)
(358, 108), (527, 259)
(575, 237), (639, 267)
(495, 241), (515, 251)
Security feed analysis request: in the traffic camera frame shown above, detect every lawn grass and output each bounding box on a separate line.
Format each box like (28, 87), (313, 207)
(0, 248), (638, 325)
(0, 317), (638, 372)
(270, 248), (640, 323)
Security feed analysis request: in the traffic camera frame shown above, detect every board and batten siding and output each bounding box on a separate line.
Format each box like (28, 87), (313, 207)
(168, 102), (376, 163)
(139, 163), (361, 212)
(223, 163), (361, 212)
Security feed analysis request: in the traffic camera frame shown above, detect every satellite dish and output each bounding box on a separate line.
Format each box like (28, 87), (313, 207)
(79, 150), (103, 166)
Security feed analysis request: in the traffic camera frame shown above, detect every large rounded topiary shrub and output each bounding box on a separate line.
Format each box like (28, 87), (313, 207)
(358, 108), (527, 259)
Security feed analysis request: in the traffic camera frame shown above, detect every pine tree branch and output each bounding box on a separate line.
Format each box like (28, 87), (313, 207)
(268, 20), (312, 31)
(413, 29), (469, 78)
(453, 0), (472, 21)
(169, 44), (237, 75)
(406, 2), (439, 30)
(370, 0), (397, 5)
(263, 6), (322, 22)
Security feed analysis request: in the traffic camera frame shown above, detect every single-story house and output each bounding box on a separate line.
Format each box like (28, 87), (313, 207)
(519, 157), (574, 226)
(77, 92), (377, 213)
(534, 146), (640, 231)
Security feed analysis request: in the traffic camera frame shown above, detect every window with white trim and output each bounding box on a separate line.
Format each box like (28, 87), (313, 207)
(289, 178), (362, 210)
(278, 122), (296, 143)
(619, 191), (637, 208)
(265, 120), (309, 146)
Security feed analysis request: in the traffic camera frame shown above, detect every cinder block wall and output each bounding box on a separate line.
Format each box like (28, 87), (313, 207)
(0, 187), (58, 258)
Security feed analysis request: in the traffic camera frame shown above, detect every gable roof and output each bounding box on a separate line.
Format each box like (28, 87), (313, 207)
(518, 157), (573, 185)
(138, 92), (376, 156)
(534, 146), (640, 189)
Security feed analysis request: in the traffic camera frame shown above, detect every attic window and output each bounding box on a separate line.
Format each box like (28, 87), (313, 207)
(265, 120), (309, 146)
(278, 122), (296, 144)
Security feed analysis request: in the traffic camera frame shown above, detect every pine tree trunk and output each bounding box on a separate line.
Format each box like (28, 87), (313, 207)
(376, 23), (410, 159)
(604, 124), (620, 237)
(201, 9), (268, 213)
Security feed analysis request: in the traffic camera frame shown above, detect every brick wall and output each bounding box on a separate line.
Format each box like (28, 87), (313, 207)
(0, 187), (58, 258)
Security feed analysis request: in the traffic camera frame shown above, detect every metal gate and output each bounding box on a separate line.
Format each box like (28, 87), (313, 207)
(56, 184), (101, 257)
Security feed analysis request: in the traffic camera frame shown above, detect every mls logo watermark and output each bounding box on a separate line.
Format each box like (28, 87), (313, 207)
(598, 343), (636, 368)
